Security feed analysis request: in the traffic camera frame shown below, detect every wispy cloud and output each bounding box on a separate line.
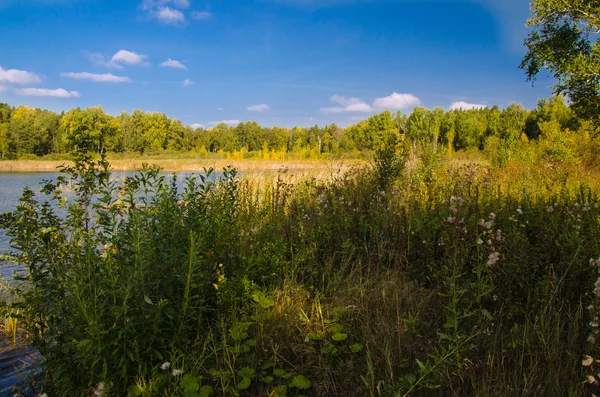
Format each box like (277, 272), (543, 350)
(247, 104), (271, 112)
(321, 95), (372, 113)
(0, 66), (42, 85)
(112, 50), (148, 66)
(191, 11), (212, 20)
(321, 92), (422, 113)
(373, 92), (421, 110)
(61, 72), (131, 83)
(209, 120), (241, 125)
(190, 123), (204, 129)
(87, 50), (148, 69)
(160, 58), (187, 69)
(449, 101), (487, 110)
(183, 79), (193, 87)
(15, 87), (80, 98)
(154, 6), (185, 24)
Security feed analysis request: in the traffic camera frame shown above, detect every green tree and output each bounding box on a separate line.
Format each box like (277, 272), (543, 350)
(521, 0), (600, 121)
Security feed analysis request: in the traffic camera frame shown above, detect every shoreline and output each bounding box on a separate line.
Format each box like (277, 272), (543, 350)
(0, 159), (364, 173)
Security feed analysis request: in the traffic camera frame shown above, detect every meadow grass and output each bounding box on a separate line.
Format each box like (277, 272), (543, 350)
(1, 148), (600, 396)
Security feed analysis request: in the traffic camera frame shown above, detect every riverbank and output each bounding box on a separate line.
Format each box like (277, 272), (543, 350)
(0, 158), (364, 173)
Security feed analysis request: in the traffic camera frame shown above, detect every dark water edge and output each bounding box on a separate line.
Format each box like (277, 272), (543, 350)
(0, 338), (42, 396)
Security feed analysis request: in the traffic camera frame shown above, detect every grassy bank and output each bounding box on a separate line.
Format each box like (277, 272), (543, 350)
(0, 158), (363, 173)
(1, 148), (600, 396)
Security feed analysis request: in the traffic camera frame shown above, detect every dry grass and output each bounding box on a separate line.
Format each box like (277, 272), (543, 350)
(0, 158), (364, 173)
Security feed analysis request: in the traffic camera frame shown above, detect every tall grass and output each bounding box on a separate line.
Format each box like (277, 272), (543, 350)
(1, 147), (600, 396)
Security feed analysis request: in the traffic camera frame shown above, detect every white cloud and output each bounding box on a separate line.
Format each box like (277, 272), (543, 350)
(191, 11), (213, 20)
(112, 50), (147, 66)
(209, 120), (241, 125)
(183, 79), (193, 87)
(190, 123), (204, 129)
(449, 101), (487, 111)
(160, 58), (187, 70)
(0, 66), (42, 85)
(0, 85), (6, 92)
(373, 92), (421, 110)
(15, 88), (80, 98)
(173, 0), (190, 8)
(61, 72), (131, 83)
(247, 104), (270, 112)
(321, 95), (372, 113)
(154, 6), (185, 24)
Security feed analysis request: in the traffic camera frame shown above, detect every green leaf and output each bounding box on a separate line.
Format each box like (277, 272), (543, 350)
(416, 359), (427, 373)
(290, 375), (311, 389)
(349, 343), (364, 353)
(144, 295), (153, 305)
(273, 368), (291, 378)
(180, 374), (200, 395)
(237, 367), (256, 378)
(237, 376), (252, 390)
(260, 376), (274, 383)
(481, 309), (494, 321)
(331, 332), (347, 342)
(127, 385), (142, 396)
(199, 385), (213, 397)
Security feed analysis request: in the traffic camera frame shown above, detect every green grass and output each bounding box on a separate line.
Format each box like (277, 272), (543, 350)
(1, 146), (600, 396)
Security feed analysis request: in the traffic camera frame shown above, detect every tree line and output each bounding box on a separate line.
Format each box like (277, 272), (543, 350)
(0, 96), (596, 161)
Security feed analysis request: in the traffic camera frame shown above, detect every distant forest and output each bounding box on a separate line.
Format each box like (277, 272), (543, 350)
(0, 96), (596, 163)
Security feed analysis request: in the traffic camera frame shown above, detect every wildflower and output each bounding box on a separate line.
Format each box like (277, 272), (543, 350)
(588, 375), (597, 385)
(547, 206), (554, 213)
(447, 217), (455, 224)
(583, 355), (594, 366)
(161, 362), (171, 371)
(487, 251), (500, 266)
(172, 369), (184, 377)
(477, 238), (483, 245)
(93, 383), (105, 397)
(493, 295), (498, 301)
(589, 335), (596, 344)
(588, 305), (595, 312)
(489, 212), (496, 220)
(517, 207), (523, 215)
(575, 202), (580, 208)
(39, 394), (48, 397)
(485, 221), (493, 230)
(478, 219), (485, 226)
(487, 239), (492, 245)
(304, 336), (309, 343)
(591, 318), (599, 328)
(509, 215), (517, 222)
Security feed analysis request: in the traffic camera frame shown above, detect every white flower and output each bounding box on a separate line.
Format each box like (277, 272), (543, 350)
(547, 206), (554, 213)
(583, 355), (594, 366)
(588, 375), (597, 384)
(478, 219), (485, 226)
(39, 394), (48, 397)
(589, 334), (596, 344)
(517, 208), (523, 215)
(93, 382), (105, 397)
(487, 251), (500, 265)
(447, 217), (455, 224)
(161, 362), (171, 371)
(588, 305), (595, 311)
(172, 369), (185, 376)
(477, 239), (483, 245)
(489, 213), (496, 220)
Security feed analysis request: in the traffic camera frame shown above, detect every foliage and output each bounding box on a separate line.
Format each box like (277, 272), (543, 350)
(521, 0), (600, 122)
(2, 115), (600, 395)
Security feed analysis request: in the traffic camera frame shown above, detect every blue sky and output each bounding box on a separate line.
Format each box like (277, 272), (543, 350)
(0, 0), (554, 128)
